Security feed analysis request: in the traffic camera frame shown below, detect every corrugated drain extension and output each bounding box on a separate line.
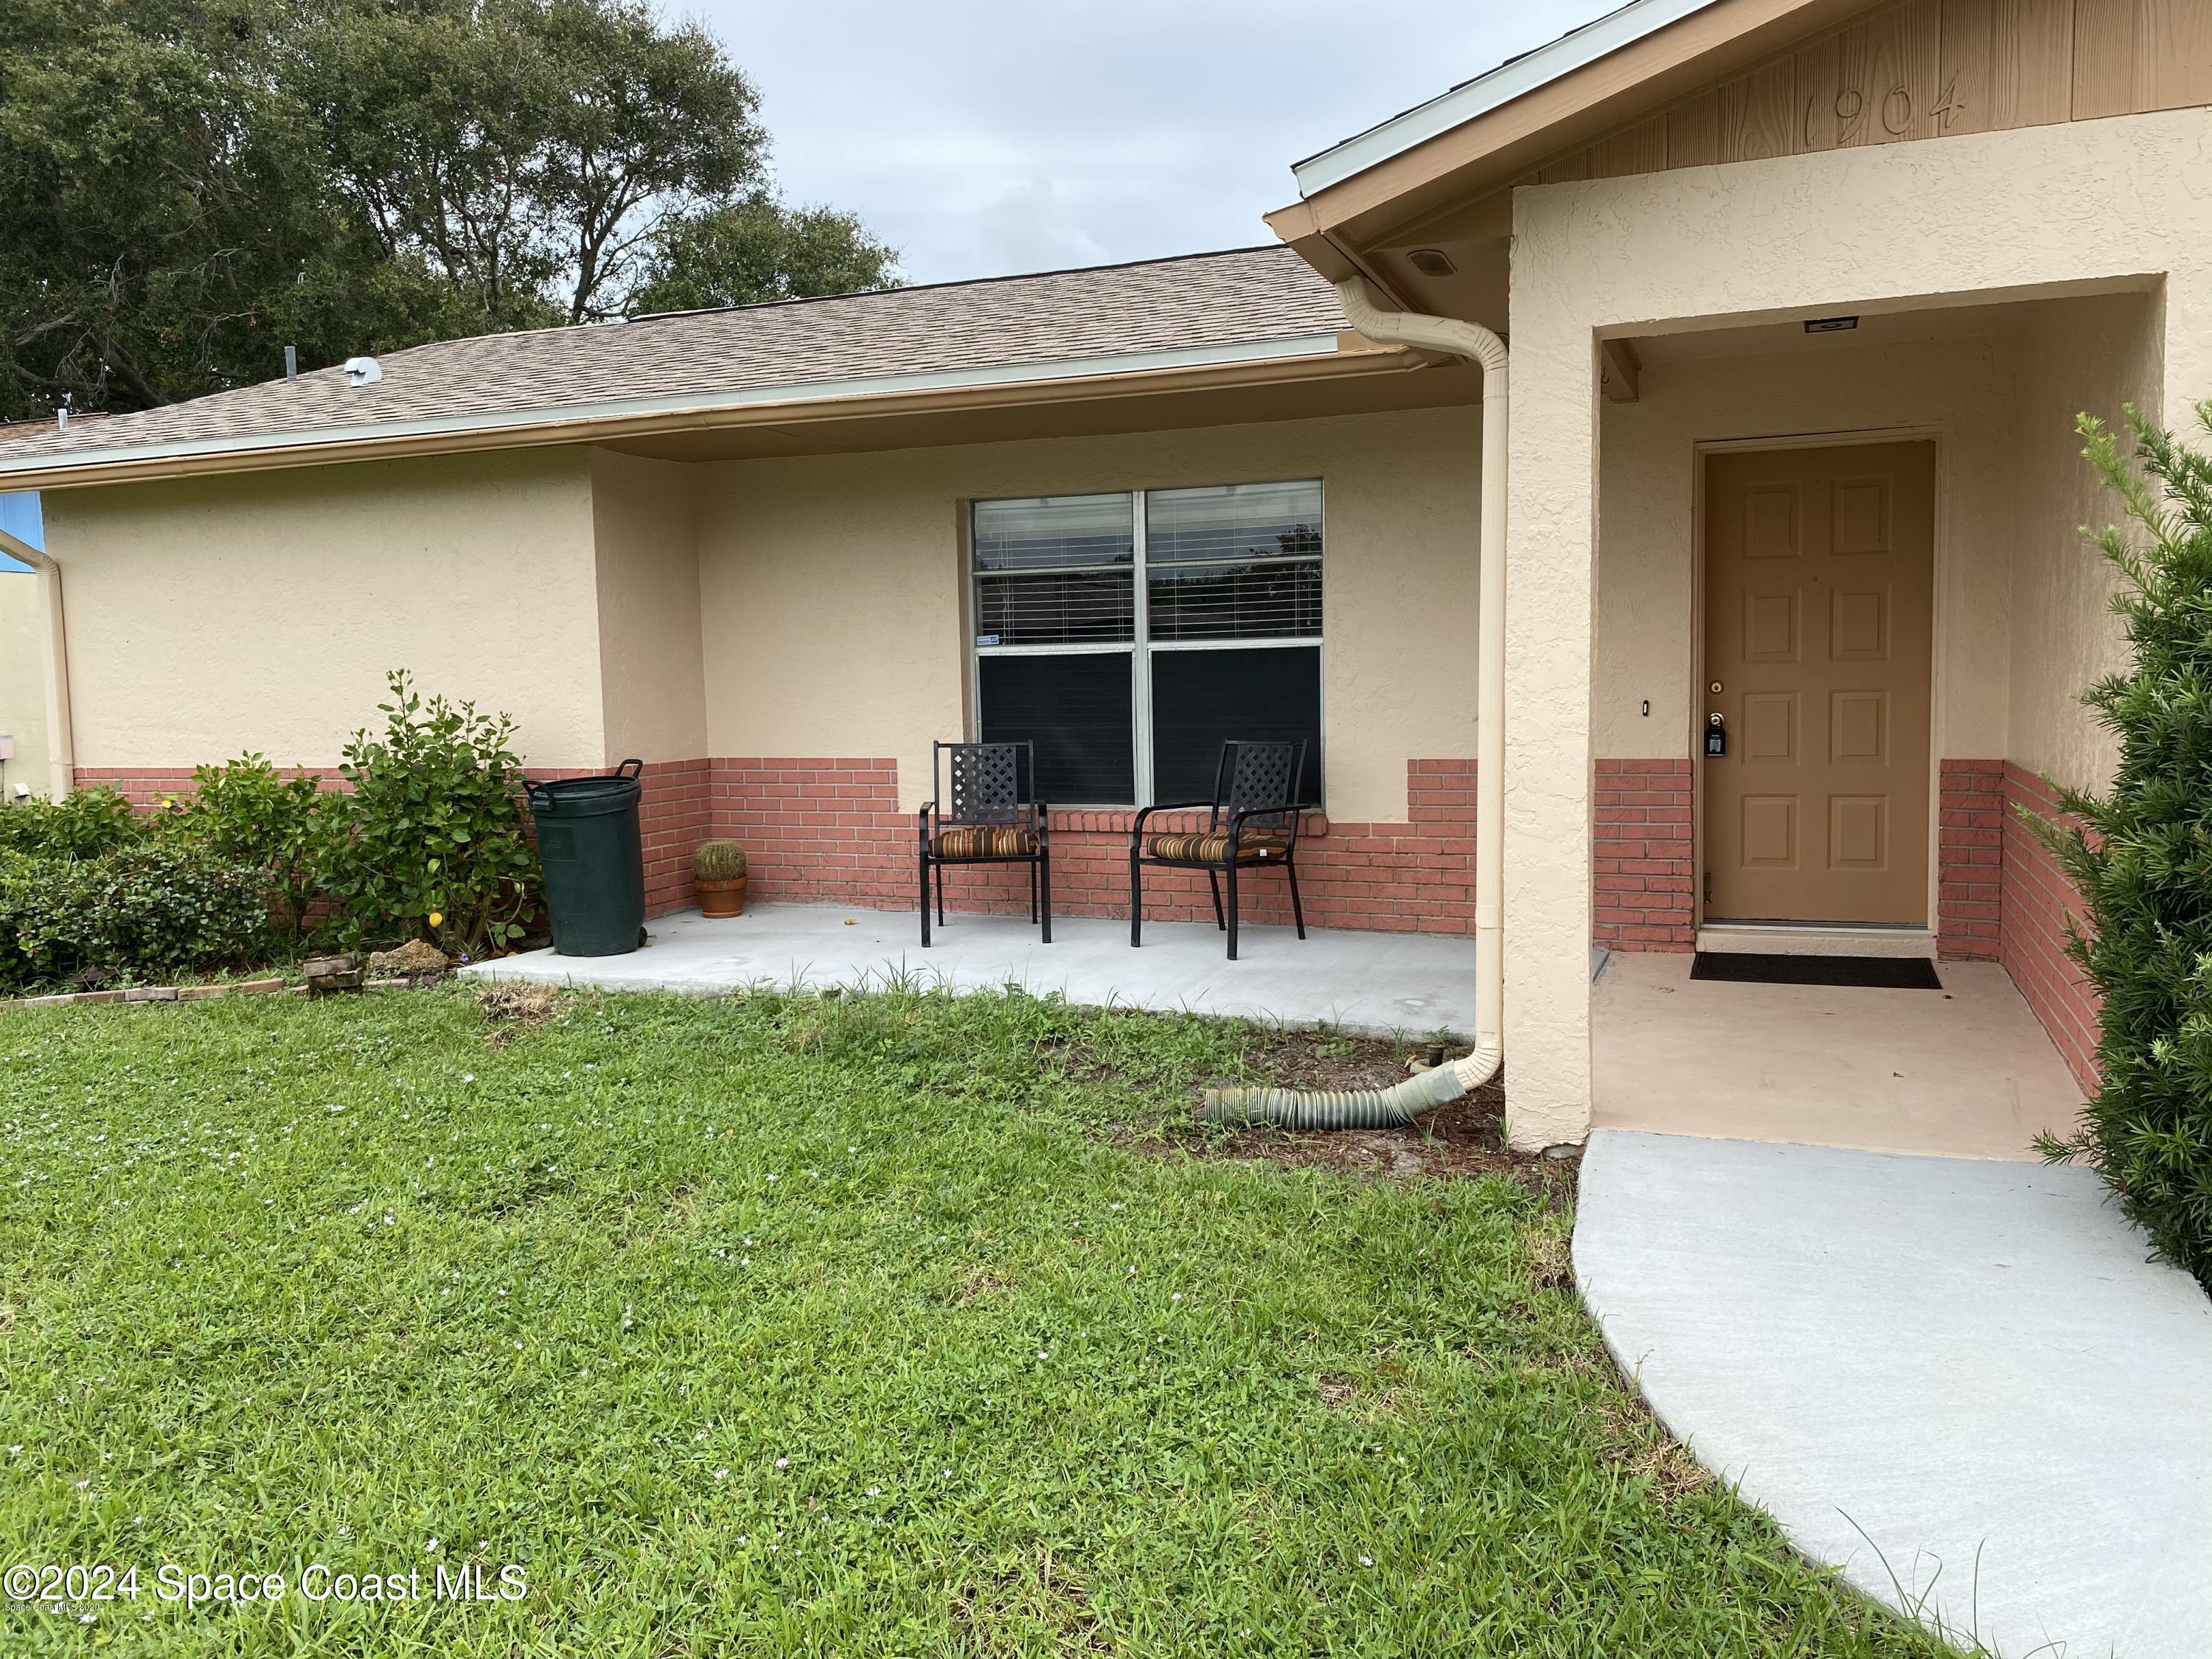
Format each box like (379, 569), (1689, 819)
(1200, 1055), (1480, 1130)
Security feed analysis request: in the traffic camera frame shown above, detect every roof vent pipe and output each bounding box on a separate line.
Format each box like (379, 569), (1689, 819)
(1202, 274), (1507, 1130)
(285, 345), (299, 381)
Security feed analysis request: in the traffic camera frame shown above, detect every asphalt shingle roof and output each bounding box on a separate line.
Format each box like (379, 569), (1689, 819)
(0, 246), (1345, 467)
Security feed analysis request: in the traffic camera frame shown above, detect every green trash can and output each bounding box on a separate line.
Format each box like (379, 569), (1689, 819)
(526, 759), (646, 956)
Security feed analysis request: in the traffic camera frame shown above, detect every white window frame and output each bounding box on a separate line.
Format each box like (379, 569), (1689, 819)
(970, 481), (1325, 807)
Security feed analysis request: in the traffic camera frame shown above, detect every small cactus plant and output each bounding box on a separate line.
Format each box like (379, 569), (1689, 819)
(693, 840), (748, 882)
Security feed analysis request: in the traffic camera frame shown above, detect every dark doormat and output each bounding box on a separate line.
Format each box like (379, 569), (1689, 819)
(1690, 951), (1943, 990)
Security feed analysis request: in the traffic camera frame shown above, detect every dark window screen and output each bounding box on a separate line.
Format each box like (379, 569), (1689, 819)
(978, 653), (1134, 804)
(1150, 647), (1321, 805)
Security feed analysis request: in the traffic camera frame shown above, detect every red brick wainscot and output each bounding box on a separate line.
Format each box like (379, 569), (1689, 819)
(709, 757), (1482, 936)
(70, 768), (205, 809)
(1999, 762), (2101, 1092)
(1593, 758), (1694, 951)
(80, 757), (1478, 935)
(1936, 759), (2005, 960)
(1931, 759), (2100, 1091)
(597, 759), (712, 919)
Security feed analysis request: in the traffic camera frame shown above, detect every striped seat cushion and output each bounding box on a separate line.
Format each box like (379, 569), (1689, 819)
(1144, 828), (1289, 865)
(931, 824), (1037, 860)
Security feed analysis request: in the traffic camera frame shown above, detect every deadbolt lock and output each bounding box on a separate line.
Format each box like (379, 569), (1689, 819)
(1709, 681), (1723, 695)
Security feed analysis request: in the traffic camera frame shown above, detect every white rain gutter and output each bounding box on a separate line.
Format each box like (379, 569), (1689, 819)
(1203, 276), (1506, 1126)
(0, 524), (74, 799)
(0, 330), (1348, 490)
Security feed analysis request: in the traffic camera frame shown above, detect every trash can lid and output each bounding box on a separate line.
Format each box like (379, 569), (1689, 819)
(527, 765), (643, 815)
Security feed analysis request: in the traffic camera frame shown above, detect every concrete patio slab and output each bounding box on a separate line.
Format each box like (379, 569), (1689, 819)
(1576, 1130), (2212, 1659)
(1594, 953), (2083, 1161)
(463, 902), (1477, 1037)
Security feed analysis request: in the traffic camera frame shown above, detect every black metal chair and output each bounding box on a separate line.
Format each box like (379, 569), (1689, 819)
(1130, 739), (1310, 960)
(917, 740), (1049, 947)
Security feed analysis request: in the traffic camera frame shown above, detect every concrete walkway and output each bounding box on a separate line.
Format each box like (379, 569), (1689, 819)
(1576, 1130), (2212, 1658)
(464, 902), (1477, 1037)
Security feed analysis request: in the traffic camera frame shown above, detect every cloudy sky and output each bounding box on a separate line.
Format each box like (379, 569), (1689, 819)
(687, 0), (1611, 286)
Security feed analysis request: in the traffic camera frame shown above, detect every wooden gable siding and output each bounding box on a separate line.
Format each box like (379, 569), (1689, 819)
(1526, 0), (2212, 185)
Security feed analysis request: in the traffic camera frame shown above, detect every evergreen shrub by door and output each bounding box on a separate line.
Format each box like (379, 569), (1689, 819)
(2034, 403), (2212, 1289)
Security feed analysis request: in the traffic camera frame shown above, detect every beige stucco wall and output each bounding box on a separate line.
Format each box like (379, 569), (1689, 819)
(0, 571), (50, 797)
(35, 405), (1483, 800)
(2007, 292), (2163, 794)
(694, 405), (1484, 821)
(41, 448), (605, 771)
(1507, 104), (2212, 1148)
(591, 450), (707, 765)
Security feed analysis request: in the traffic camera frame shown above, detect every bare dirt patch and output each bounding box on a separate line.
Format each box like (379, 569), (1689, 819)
(1315, 1368), (1417, 1419)
(1315, 1374), (1360, 1410)
(950, 1548), (1104, 1654)
(1596, 1382), (1714, 1508)
(475, 981), (563, 1043)
(954, 1265), (1015, 1305)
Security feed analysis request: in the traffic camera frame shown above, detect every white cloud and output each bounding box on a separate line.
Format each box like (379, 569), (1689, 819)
(685, 0), (1611, 283)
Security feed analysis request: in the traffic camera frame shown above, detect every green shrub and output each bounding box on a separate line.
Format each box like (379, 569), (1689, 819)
(0, 852), (34, 989)
(0, 840), (266, 992)
(2031, 402), (2212, 1288)
(190, 753), (330, 942)
(0, 786), (144, 860)
(322, 670), (539, 959)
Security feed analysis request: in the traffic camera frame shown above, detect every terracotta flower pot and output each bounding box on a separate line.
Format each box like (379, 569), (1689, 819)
(697, 874), (747, 918)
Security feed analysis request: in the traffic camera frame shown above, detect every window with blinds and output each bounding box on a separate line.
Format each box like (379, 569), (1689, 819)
(970, 481), (1323, 805)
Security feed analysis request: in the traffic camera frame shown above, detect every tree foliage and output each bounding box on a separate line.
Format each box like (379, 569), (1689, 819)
(2032, 402), (2212, 1287)
(0, 0), (898, 418)
(630, 192), (900, 316)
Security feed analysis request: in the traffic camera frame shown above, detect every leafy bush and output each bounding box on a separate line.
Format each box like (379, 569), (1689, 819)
(0, 787), (143, 860)
(323, 671), (539, 959)
(191, 754), (330, 942)
(2031, 403), (2212, 1288)
(0, 840), (266, 992)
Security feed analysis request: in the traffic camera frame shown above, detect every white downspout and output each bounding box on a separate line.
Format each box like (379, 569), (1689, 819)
(1, 533), (77, 799)
(1201, 275), (1507, 1127)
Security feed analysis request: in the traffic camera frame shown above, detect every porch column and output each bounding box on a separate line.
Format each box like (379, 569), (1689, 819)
(2163, 272), (2212, 437)
(1501, 280), (1601, 1151)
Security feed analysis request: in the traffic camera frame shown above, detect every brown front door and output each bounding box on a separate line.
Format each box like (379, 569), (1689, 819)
(1702, 441), (1934, 925)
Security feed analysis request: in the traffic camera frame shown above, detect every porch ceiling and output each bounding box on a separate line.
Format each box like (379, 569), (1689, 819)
(1618, 282), (2157, 367)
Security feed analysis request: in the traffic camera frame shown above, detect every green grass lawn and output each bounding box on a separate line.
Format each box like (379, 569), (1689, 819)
(0, 984), (1950, 1657)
